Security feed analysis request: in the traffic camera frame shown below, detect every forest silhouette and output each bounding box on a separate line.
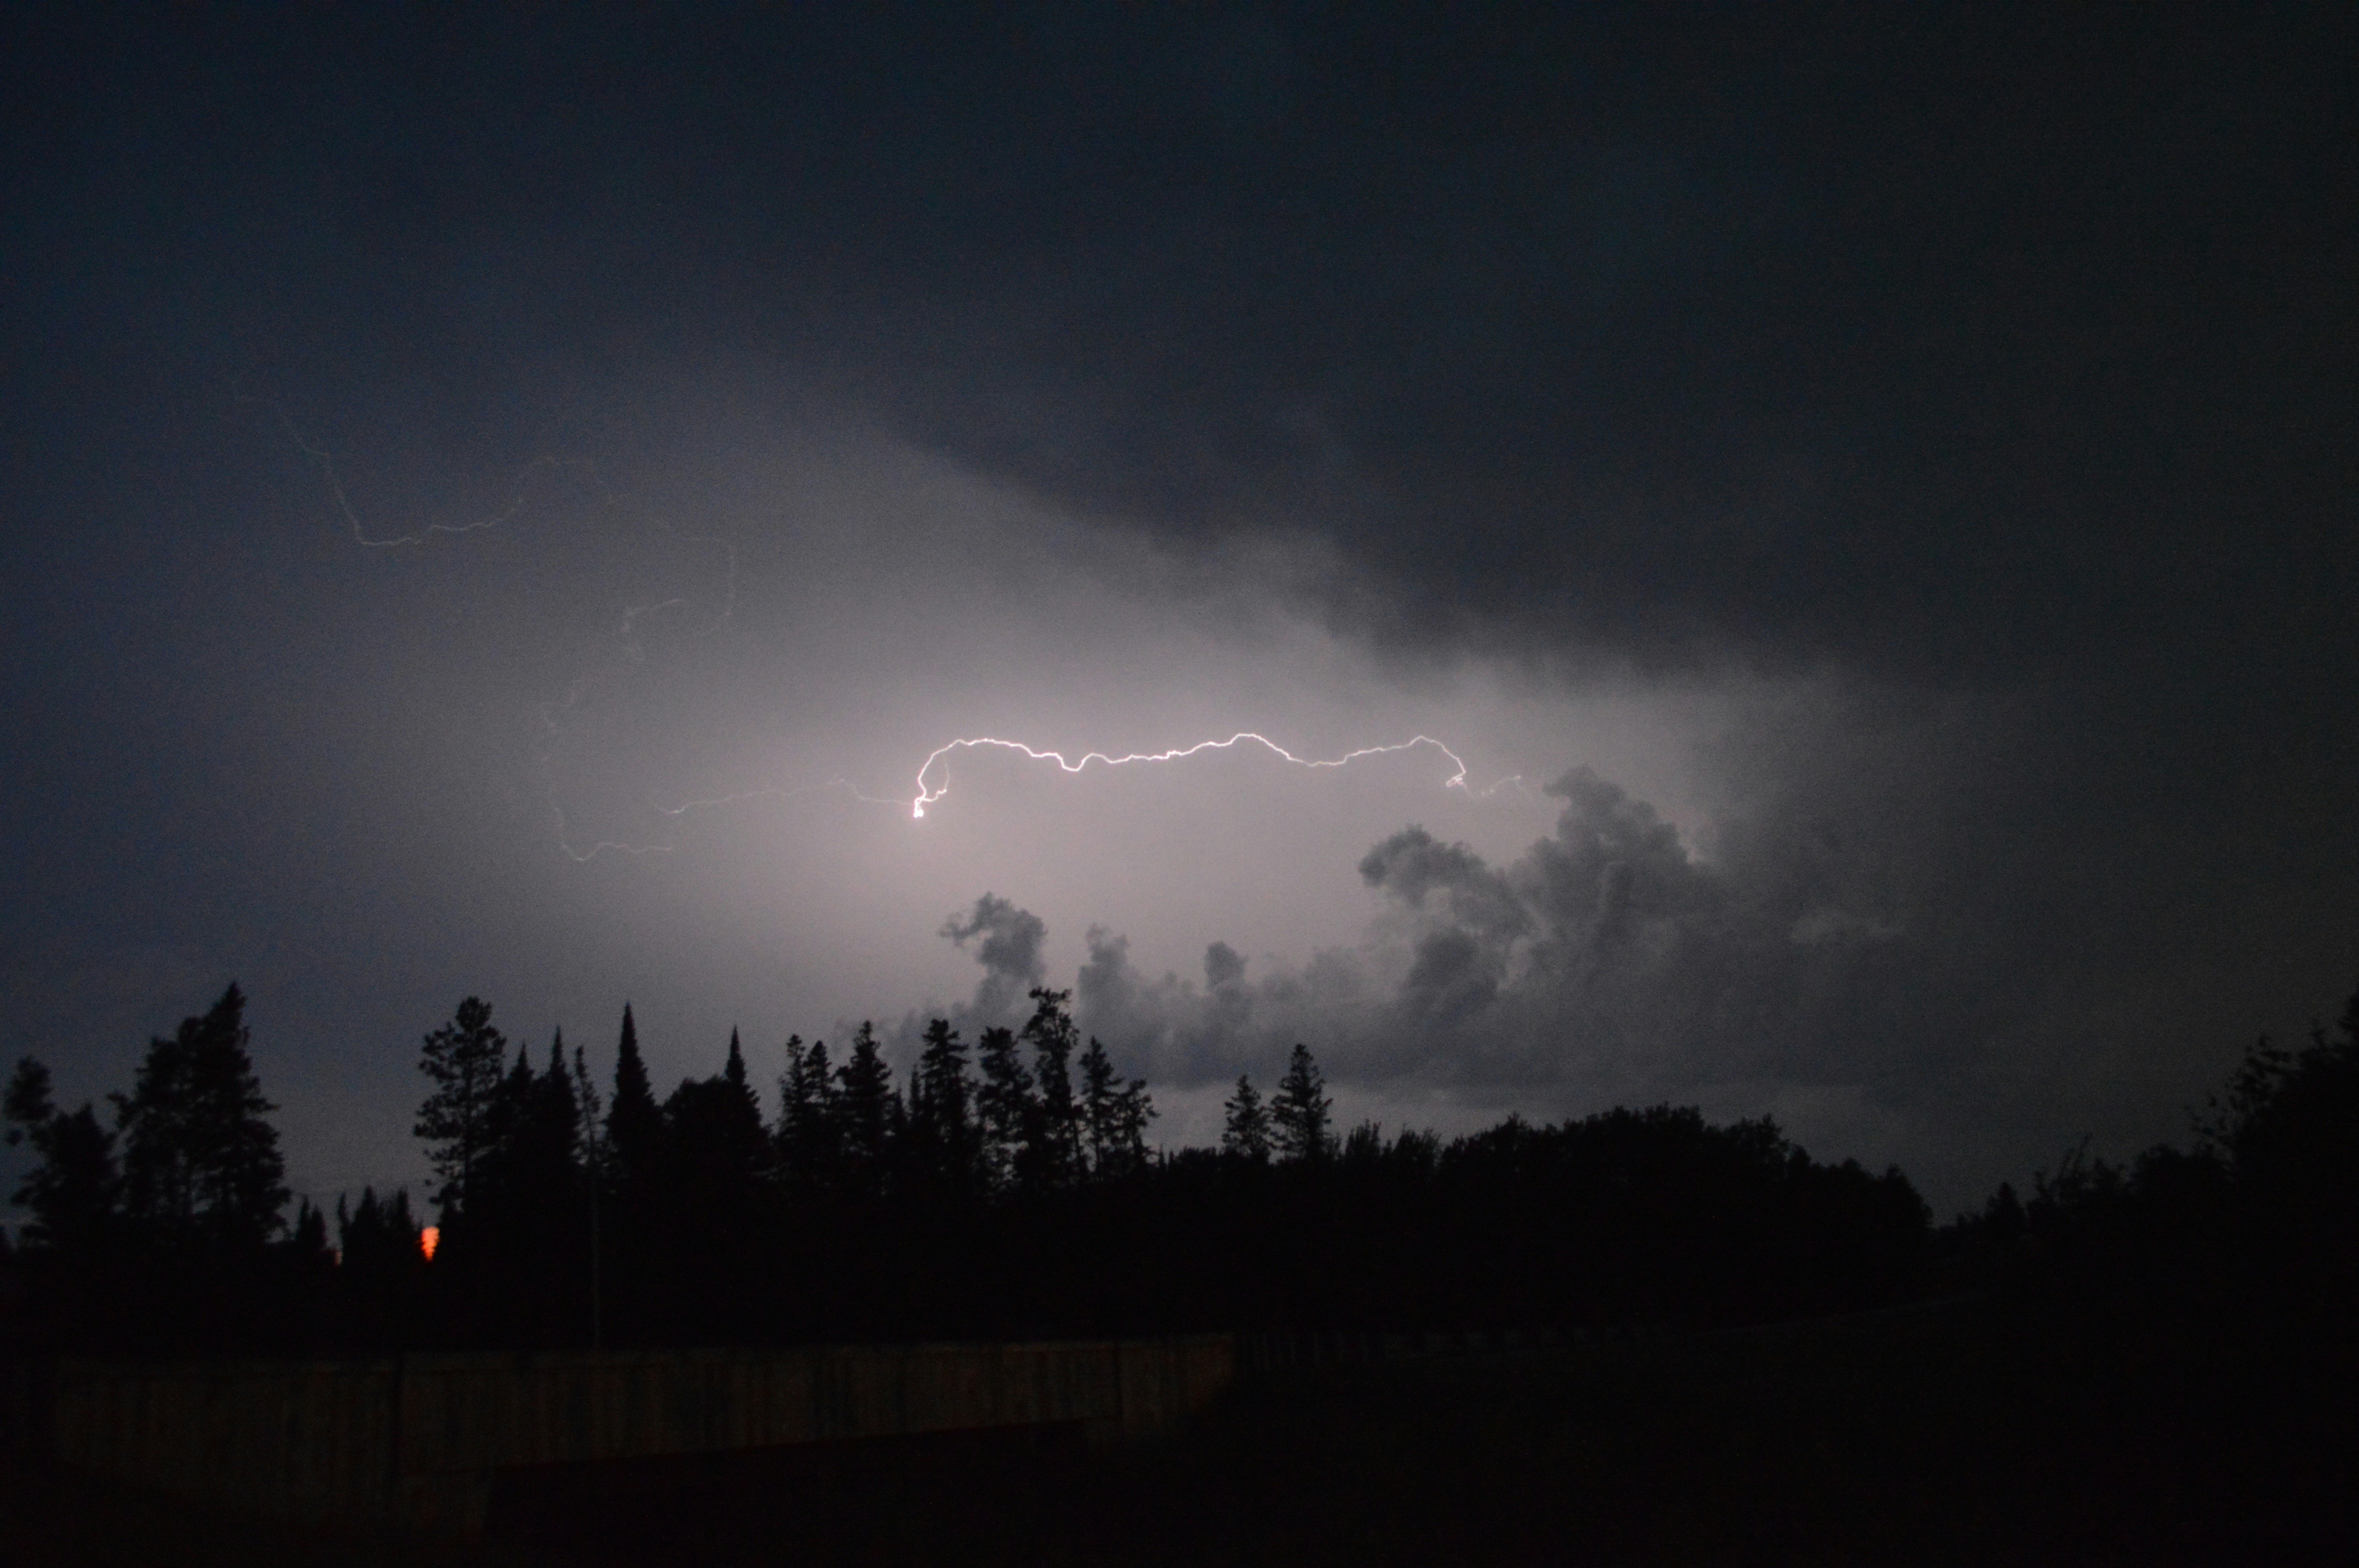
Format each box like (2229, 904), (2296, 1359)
(0, 978), (1947, 1353)
(5, 974), (2355, 1369)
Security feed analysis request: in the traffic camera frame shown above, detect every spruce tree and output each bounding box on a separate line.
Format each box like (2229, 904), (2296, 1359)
(1221, 1073), (1271, 1163)
(1272, 1044), (1334, 1163)
(510, 1033), (585, 1222)
(774, 1034), (810, 1184)
(778, 1036), (841, 1193)
(571, 1044), (606, 1188)
(287, 1198), (333, 1267)
(415, 996), (508, 1225)
(570, 1045), (607, 1348)
(117, 983), (289, 1250)
(1110, 1077), (1156, 1177)
(666, 1029), (767, 1189)
(605, 1004), (664, 1192)
(834, 1023), (897, 1196)
(1020, 987), (1082, 1189)
(1080, 1039), (1156, 1180)
(911, 1019), (980, 1193)
(336, 1185), (425, 1274)
(4, 1056), (123, 1252)
(975, 1026), (1033, 1191)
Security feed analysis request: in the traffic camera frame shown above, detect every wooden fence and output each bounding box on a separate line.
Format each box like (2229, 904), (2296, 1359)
(44, 1334), (1233, 1533)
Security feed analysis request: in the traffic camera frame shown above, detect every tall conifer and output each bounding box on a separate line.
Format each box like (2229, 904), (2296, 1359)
(605, 1004), (663, 1191)
(4, 1057), (123, 1252)
(1020, 988), (1083, 1189)
(117, 984), (287, 1250)
(835, 1023), (896, 1196)
(416, 996), (507, 1225)
(1221, 1074), (1272, 1163)
(1272, 1044), (1334, 1163)
(911, 1019), (980, 1192)
(975, 1025), (1034, 1191)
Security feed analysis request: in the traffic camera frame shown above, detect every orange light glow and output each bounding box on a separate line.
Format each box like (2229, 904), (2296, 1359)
(420, 1225), (439, 1261)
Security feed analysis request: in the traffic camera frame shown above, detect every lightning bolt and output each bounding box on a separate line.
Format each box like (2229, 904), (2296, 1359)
(253, 397), (551, 548)
(907, 733), (1493, 820)
(547, 733), (1521, 859)
(269, 411), (1527, 859)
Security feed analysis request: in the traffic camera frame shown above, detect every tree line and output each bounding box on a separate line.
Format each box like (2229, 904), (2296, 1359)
(1, 975), (1943, 1352)
(49, 973), (2355, 1356)
(4, 985), (305, 1262)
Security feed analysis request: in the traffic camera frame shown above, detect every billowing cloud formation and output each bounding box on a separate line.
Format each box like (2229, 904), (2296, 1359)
(1057, 756), (2054, 1200)
(938, 894), (1047, 1027)
(1351, 768), (1911, 1091)
(1073, 766), (1906, 1092)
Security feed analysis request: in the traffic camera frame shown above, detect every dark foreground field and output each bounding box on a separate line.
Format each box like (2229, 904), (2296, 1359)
(7, 1298), (2353, 1566)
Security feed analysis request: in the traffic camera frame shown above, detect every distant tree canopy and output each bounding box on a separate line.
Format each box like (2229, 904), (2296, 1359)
(756, 989), (1154, 1207)
(413, 996), (508, 1225)
(113, 984), (289, 1252)
(4, 1057), (123, 1254)
(5, 984), (286, 1260)
(347, 989), (1945, 1350)
(1271, 1043), (1334, 1163)
(0, 967), (1934, 1353)
(30, 968), (2352, 1366)
(1221, 1073), (1271, 1163)
(1928, 979), (2359, 1402)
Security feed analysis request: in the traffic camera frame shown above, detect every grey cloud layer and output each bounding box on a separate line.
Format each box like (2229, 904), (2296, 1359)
(1061, 766), (1926, 1099)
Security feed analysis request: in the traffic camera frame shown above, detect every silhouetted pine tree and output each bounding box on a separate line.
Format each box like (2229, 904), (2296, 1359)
(4, 1057), (124, 1253)
(975, 1026), (1033, 1191)
(834, 1023), (898, 1198)
(415, 996), (509, 1228)
(571, 1044), (606, 1187)
(336, 1185), (425, 1274)
(665, 1030), (769, 1194)
(569, 1044), (608, 1348)
(1221, 1073), (1272, 1164)
(909, 1019), (981, 1196)
(778, 1036), (842, 1194)
(605, 1004), (664, 1194)
(498, 1036), (587, 1241)
(1272, 1044), (1334, 1163)
(490, 1044), (537, 1152)
(1080, 1037), (1121, 1174)
(115, 984), (288, 1250)
(1111, 1080), (1155, 1175)
(450, 1041), (540, 1266)
(1080, 1037), (1155, 1178)
(1019, 988), (1083, 1189)
(285, 1198), (333, 1268)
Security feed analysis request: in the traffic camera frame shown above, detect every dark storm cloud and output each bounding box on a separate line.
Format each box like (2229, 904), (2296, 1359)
(15, 5), (2341, 677)
(710, 5), (2352, 684)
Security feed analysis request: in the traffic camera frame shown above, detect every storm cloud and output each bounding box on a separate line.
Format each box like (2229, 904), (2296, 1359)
(938, 893), (1050, 1027)
(1075, 766), (1921, 1100)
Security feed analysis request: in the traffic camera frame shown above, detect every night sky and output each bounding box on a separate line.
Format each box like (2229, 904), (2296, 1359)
(4, 4), (2351, 1221)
